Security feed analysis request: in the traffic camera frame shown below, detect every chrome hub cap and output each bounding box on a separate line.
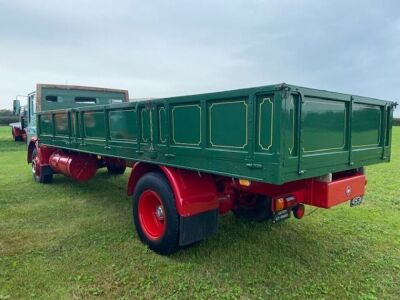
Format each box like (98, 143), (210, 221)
(155, 205), (165, 220)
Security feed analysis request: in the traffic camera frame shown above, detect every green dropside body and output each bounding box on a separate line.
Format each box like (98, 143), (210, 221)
(37, 83), (396, 185)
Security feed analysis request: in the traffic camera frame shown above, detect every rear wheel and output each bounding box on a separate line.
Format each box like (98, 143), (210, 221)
(31, 148), (53, 184)
(232, 195), (272, 222)
(106, 163), (126, 175)
(133, 172), (179, 254)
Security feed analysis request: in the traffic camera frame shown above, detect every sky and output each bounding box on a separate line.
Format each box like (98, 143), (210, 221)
(0, 0), (399, 116)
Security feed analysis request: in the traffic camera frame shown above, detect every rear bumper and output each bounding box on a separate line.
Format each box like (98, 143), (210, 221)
(303, 174), (366, 208)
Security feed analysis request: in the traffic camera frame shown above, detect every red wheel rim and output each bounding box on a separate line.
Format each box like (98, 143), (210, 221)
(138, 190), (166, 241)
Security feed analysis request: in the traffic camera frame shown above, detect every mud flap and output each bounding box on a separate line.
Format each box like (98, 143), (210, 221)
(179, 209), (218, 246)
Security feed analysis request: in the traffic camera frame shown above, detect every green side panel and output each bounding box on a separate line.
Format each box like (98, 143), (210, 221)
(84, 111), (105, 139)
(109, 109), (138, 141)
(172, 104), (201, 146)
(36, 83), (394, 185)
(208, 99), (248, 149)
(352, 103), (381, 148)
(158, 106), (167, 144)
(302, 98), (346, 153)
(140, 108), (150, 143)
(40, 114), (53, 135)
(256, 95), (274, 152)
(55, 113), (69, 136)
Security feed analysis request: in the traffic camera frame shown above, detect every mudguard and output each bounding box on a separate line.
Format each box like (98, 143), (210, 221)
(127, 162), (219, 217)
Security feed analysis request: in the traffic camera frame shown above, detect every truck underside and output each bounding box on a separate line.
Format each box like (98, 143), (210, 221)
(28, 141), (366, 254)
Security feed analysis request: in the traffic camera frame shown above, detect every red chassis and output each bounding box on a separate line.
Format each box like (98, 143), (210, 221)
(28, 140), (366, 254)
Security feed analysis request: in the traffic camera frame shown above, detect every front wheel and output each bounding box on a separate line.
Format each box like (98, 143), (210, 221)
(132, 172), (179, 254)
(31, 148), (53, 184)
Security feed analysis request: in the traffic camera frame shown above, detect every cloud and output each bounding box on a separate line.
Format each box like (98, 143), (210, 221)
(0, 0), (399, 116)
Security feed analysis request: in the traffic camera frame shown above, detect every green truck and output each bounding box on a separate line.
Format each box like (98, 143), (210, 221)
(10, 96), (28, 141)
(28, 83), (396, 254)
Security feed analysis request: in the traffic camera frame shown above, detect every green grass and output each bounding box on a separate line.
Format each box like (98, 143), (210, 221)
(0, 126), (399, 300)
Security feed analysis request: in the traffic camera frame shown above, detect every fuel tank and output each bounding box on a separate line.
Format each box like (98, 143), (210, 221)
(49, 151), (97, 181)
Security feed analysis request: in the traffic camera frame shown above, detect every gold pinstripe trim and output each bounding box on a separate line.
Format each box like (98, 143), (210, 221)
(141, 109), (148, 143)
(302, 99), (347, 153)
(109, 109), (137, 142)
(352, 103), (382, 148)
(209, 100), (248, 149)
(158, 106), (166, 143)
(172, 104), (201, 146)
(258, 97), (274, 151)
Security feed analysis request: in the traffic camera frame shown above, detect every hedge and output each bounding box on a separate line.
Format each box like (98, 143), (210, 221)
(0, 116), (19, 125)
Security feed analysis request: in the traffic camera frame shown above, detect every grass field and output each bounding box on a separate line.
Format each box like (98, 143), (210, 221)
(0, 126), (399, 299)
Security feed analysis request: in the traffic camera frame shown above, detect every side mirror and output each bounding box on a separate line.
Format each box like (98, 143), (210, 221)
(13, 100), (21, 116)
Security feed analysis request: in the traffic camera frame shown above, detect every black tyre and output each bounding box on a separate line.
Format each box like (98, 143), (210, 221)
(232, 195), (272, 222)
(106, 163), (126, 175)
(31, 148), (53, 184)
(133, 172), (179, 254)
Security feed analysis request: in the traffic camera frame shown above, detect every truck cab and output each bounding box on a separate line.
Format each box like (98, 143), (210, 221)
(12, 84), (129, 143)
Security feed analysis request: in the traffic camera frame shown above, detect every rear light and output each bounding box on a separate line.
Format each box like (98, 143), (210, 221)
(238, 179), (251, 187)
(293, 204), (305, 219)
(275, 198), (285, 211)
(274, 195), (297, 211)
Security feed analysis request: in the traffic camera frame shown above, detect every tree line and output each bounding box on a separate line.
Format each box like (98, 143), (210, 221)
(0, 109), (18, 125)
